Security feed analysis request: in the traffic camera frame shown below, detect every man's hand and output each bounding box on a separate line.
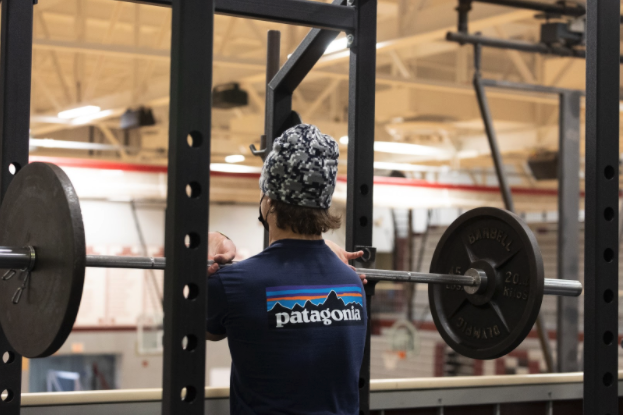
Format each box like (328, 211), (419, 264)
(208, 232), (236, 275)
(206, 331), (227, 342)
(324, 240), (367, 284)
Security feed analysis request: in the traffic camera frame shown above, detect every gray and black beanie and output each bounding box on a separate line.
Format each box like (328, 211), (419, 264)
(259, 124), (339, 209)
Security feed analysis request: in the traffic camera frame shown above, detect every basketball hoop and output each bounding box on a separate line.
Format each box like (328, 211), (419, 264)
(381, 319), (421, 370)
(382, 350), (404, 370)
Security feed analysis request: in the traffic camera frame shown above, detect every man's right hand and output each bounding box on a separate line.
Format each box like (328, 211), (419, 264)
(324, 240), (367, 284)
(208, 232), (236, 275)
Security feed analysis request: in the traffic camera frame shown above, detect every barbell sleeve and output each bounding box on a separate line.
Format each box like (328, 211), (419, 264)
(0, 246), (35, 270)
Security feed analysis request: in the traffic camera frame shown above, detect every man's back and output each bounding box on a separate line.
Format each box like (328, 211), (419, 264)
(207, 239), (367, 415)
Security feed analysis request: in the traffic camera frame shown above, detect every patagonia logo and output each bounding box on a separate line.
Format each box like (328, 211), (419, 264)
(266, 285), (364, 329)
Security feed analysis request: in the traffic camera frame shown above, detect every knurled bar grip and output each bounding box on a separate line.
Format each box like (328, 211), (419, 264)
(0, 247), (583, 297)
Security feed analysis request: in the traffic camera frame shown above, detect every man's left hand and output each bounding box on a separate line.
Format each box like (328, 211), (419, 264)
(324, 240), (367, 284)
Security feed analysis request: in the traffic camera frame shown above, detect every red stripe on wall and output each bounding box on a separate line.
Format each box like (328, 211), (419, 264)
(29, 155), (591, 197)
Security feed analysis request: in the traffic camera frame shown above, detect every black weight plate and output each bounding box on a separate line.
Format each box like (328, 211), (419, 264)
(0, 163), (85, 358)
(428, 207), (544, 360)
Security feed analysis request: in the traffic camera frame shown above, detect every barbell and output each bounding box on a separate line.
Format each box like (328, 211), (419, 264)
(0, 163), (582, 360)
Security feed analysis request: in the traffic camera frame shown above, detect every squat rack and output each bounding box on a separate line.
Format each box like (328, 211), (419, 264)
(0, 0), (376, 414)
(0, 2), (618, 415)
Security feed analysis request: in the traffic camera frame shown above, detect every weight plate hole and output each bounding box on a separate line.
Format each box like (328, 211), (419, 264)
(604, 289), (614, 303)
(184, 233), (200, 249)
(603, 372), (613, 386)
(359, 216), (368, 227)
(180, 386), (196, 402)
(604, 165), (616, 180)
(603, 331), (614, 345)
(2, 351), (14, 364)
(8, 163), (20, 176)
(182, 335), (197, 351)
(604, 248), (614, 262)
(186, 182), (201, 198)
(0, 389), (13, 402)
(187, 131), (202, 148)
(604, 207), (615, 221)
(183, 284), (199, 300)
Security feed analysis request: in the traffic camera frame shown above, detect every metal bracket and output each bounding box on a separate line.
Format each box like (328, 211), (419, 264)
(456, 0), (472, 33)
(249, 144), (266, 157)
(347, 34), (355, 48)
(355, 246), (376, 265)
(250, 134), (267, 158)
(354, 245), (377, 296)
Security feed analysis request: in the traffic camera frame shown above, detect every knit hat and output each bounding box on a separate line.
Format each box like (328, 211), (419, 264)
(259, 124), (339, 209)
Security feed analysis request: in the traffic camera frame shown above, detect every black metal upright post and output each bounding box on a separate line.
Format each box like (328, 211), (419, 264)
(262, 30), (281, 248)
(346, 0), (377, 413)
(556, 91), (580, 373)
(161, 0), (213, 414)
(583, 0), (620, 412)
(0, 0), (34, 413)
(265, 31), (281, 91)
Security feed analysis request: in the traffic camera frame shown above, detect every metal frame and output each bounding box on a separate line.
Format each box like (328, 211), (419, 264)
(346, 1), (377, 413)
(120, 0), (356, 32)
(448, 31), (590, 60)
(263, 0), (344, 156)
(583, 0), (620, 413)
(0, 0), (615, 414)
(0, 0), (370, 414)
(448, 0), (623, 63)
(0, 0), (35, 414)
(470, 0), (586, 16)
(160, 0), (214, 414)
(477, 77), (582, 373)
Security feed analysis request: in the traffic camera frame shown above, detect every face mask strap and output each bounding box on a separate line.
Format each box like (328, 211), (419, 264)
(258, 194), (269, 232)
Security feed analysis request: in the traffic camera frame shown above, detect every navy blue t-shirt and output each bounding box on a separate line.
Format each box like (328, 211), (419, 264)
(207, 239), (367, 415)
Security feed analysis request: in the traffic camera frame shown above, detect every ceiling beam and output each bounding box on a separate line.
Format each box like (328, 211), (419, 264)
(32, 38), (266, 70)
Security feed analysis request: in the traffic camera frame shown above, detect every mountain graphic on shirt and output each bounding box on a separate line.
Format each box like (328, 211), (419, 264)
(267, 289), (365, 329)
(266, 284), (363, 312)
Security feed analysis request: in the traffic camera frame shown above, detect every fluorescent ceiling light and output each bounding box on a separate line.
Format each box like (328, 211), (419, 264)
(58, 105), (101, 119)
(374, 141), (443, 156)
(30, 138), (121, 151)
(338, 138), (442, 156)
(225, 154), (245, 163)
(374, 161), (448, 172)
(72, 109), (114, 125)
(210, 163), (261, 173)
(325, 38), (348, 54)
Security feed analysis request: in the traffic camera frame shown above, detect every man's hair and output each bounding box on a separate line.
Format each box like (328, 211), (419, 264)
(271, 198), (341, 235)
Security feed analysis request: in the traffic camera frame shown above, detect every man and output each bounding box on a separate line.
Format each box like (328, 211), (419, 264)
(206, 124), (367, 415)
